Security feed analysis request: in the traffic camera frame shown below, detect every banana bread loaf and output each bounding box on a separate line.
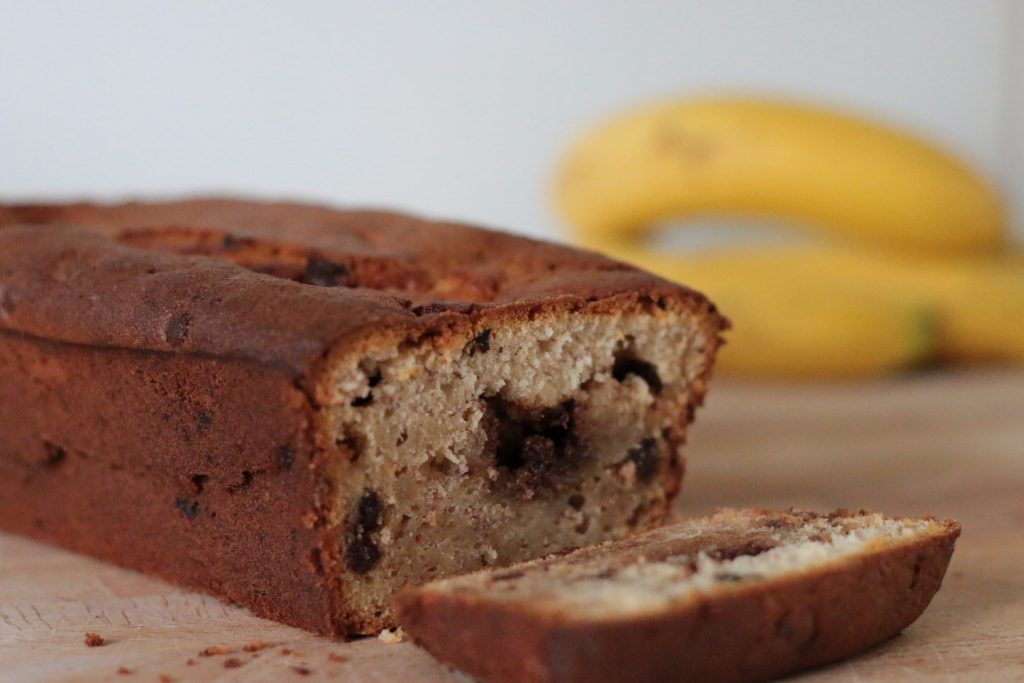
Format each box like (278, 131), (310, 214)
(0, 199), (726, 636)
(394, 508), (960, 683)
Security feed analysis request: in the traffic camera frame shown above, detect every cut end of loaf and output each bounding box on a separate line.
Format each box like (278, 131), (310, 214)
(322, 298), (720, 633)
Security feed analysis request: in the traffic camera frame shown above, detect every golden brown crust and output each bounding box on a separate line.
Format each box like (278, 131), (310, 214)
(0, 199), (724, 375)
(393, 511), (960, 683)
(0, 198), (727, 638)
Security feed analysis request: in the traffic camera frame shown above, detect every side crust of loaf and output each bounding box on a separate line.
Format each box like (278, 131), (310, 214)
(393, 509), (960, 683)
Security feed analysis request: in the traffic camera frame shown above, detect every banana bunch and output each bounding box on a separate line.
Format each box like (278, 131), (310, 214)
(553, 96), (1020, 379)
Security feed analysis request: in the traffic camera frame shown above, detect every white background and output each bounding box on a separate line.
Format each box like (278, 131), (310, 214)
(1, 1), (1021, 240)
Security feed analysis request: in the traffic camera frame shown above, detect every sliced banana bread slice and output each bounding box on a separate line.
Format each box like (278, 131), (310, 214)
(394, 508), (960, 683)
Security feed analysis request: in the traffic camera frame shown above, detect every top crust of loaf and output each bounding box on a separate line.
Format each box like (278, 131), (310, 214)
(0, 199), (726, 388)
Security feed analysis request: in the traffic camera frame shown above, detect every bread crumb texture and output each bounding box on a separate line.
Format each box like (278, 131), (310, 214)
(378, 627), (406, 644)
(328, 307), (712, 626)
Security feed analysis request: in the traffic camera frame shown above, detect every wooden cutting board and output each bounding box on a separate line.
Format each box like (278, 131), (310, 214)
(2, 370), (1022, 682)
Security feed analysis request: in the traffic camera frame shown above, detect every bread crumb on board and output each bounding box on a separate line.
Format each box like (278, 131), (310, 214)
(84, 632), (106, 647)
(377, 627), (406, 644)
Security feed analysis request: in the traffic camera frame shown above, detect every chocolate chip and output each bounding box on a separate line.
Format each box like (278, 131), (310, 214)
(612, 353), (663, 394)
(221, 233), (242, 251)
(190, 473), (207, 494)
(486, 397), (575, 472)
(466, 328), (491, 355)
(490, 570), (525, 582)
(520, 434), (557, 464)
(356, 489), (382, 530)
(301, 258), (349, 287)
(225, 469), (256, 494)
(276, 445), (295, 471)
(482, 397), (584, 495)
(43, 442), (66, 467)
(195, 411), (212, 433)
(175, 497), (199, 520)
(345, 537), (380, 574)
(165, 313), (191, 347)
(345, 490), (383, 573)
(704, 540), (776, 562)
(411, 302), (455, 316)
(349, 369), (380, 407)
(627, 438), (660, 482)
(567, 493), (585, 510)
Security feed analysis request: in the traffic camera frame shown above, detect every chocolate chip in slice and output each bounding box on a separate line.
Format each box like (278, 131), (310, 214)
(301, 257), (350, 287)
(345, 490), (384, 573)
(612, 352), (663, 394)
(465, 328), (492, 355)
(43, 442), (67, 467)
(221, 233), (243, 251)
(276, 445), (295, 471)
(627, 438), (660, 482)
(175, 496), (199, 520)
(165, 312), (192, 347)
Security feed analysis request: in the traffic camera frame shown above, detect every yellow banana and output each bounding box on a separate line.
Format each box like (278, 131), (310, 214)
(556, 97), (1005, 255)
(581, 237), (936, 379)
(584, 236), (1024, 377)
(745, 245), (1024, 363)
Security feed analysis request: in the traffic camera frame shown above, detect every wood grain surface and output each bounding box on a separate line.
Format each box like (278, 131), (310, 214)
(2, 370), (1022, 682)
